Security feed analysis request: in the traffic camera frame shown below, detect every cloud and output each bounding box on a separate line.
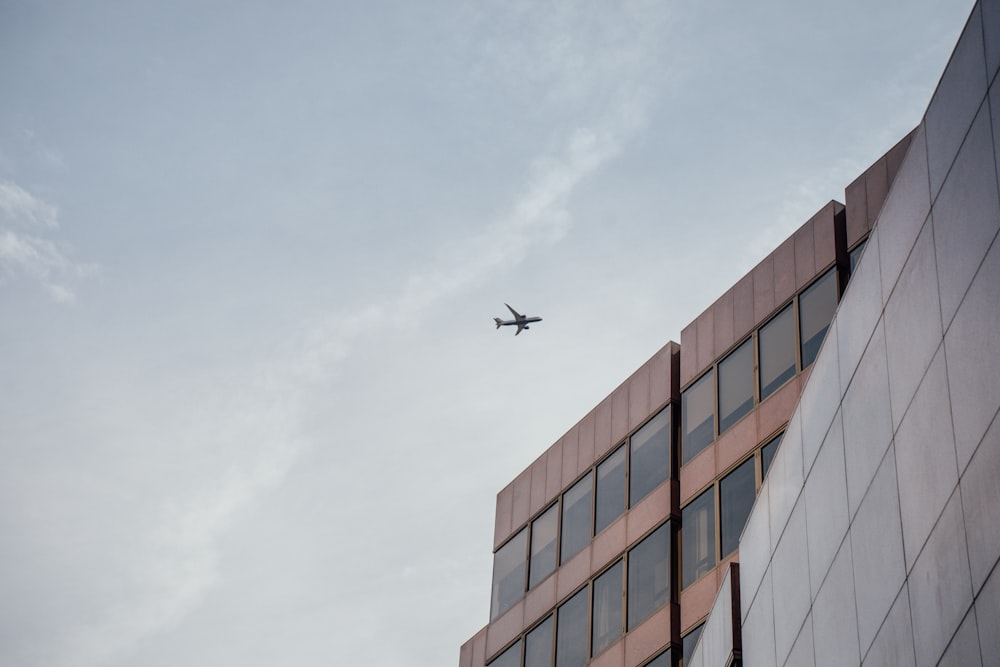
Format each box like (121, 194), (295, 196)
(0, 180), (95, 302)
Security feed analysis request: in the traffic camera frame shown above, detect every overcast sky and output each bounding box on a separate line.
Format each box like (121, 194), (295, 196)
(0, 1), (973, 665)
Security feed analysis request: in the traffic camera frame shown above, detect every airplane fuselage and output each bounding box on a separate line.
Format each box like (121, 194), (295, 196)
(495, 317), (542, 328)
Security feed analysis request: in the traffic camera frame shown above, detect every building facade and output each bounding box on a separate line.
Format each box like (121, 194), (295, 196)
(460, 2), (1000, 665)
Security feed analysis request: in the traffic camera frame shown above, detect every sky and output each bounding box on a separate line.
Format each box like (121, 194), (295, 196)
(0, 1), (974, 665)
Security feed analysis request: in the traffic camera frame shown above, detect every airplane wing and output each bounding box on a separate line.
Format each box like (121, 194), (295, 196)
(516, 322), (526, 335)
(505, 303), (523, 319)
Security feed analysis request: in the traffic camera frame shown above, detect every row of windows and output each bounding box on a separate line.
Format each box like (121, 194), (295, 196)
(489, 523), (672, 667)
(491, 407), (672, 620)
(681, 266), (839, 464)
(681, 432), (783, 588)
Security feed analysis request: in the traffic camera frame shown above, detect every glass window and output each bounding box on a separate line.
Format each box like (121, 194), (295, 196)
(629, 408), (671, 506)
(592, 560), (623, 656)
(758, 304), (796, 400)
(681, 489), (715, 588)
(799, 268), (838, 368)
(556, 588), (588, 667)
(529, 504), (558, 588)
(488, 640), (521, 667)
(595, 446), (626, 534)
(645, 649), (671, 667)
(682, 370), (715, 464)
(720, 458), (755, 557)
(761, 432), (783, 480)
(525, 615), (553, 667)
(682, 624), (704, 662)
(718, 338), (754, 433)
(560, 474), (592, 565)
(491, 528), (527, 620)
(849, 239), (868, 275)
(628, 522), (671, 629)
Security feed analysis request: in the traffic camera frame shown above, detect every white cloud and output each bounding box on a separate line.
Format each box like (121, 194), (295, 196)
(0, 180), (95, 302)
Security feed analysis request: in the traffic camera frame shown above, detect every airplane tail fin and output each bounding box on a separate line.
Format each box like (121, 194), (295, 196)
(494, 318), (503, 329)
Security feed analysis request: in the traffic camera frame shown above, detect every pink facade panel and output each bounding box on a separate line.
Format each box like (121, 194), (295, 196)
(713, 288), (736, 358)
(695, 310), (715, 376)
(545, 441), (564, 504)
(592, 516), (628, 574)
(814, 202), (839, 270)
(523, 573), (557, 628)
(733, 273), (755, 342)
(793, 220), (817, 290)
(680, 565), (719, 632)
(561, 430), (579, 488)
(629, 364), (651, 433)
(680, 321), (699, 388)
(624, 607), (671, 667)
(494, 484), (514, 550)
(511, 468), (531, 531)
(626, 483), (671, 545)
(485, 600), (524, 660)
(611, 384), (630, 445)
(594, 397), (614, 460)
(680, 444), (716, 507)
(758, 375), (802, 440)
(649, 345), (673, 409)
(590, 641), (625, 667)
(845, 175), (869, 247)
(578, 413), (597, 475)
(773, 237), (796, 304)
(753, 254), (776, 324)
(716, 411), (758, 477)
(528, 455), (548, 517)
(556, 545), (592, 601)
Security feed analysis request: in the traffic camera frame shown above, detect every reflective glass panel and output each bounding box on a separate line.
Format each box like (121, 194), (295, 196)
(718, 338), (754, 433)
(592, 560), (623, 656)
(629, 408), (671, 506)
(799, 268), (838, 368)
(525, 615), (554, 667)
(682, 370), (715, 464)
(682, 624), (704, 662)
(758, 304), (796, 400)
(556, 588), (588, 667)
(720, 457), (755, 557)
(488, 641), (521, 667)
(761, 432), (783, 480)
(595, 446), (626, 534)
(682, 489), (715, 588)
(491, 528), (527, 620)
(627, 522), (671, 629)
(560, 474), (592, 565)
(529, 504), (559, 588)
(645, 649), (671, 667)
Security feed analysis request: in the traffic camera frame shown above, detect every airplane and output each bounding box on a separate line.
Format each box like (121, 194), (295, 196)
(494, 303), (543, 335)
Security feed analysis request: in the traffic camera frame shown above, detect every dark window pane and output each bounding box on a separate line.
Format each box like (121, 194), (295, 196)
(595, 446), (626, 534)
(758, 304), (796, 400)
(488, 641), (521, 667)
(849, 239), (868, 275)
(629, 408), (671, 506)
(681, 489), (715, 588)
(529, 504), (559, 588)
(592, 561), (623, 656)
(720, 458), (755, 557)
(718, 338), (754, 433)
(799, 268), (838, 368)
(628, 522), (671, 629)
(682, 624), (704, 662)
(682, 370), (715, 463)
(761, 432), (783, 480)
(560, 475), (592, 565)
(525, 615), (553, 667)
(491, 528), (527, 620)
(556, 588), (588, 667)
(645, 649), (671, 667)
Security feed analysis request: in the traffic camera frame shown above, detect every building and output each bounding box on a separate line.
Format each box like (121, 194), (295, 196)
(460, 2), (1000, 665)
